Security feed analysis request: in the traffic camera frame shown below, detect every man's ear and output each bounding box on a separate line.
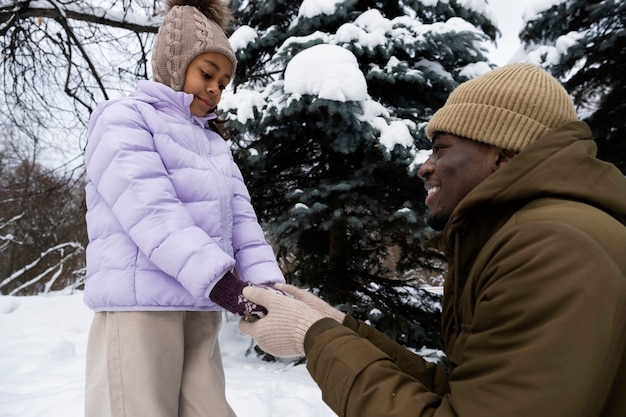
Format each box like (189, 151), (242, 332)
(494, 148), (517, 171)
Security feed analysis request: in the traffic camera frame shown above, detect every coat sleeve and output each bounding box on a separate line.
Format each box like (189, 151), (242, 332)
(85, 103), (235, 298)
(340, 315), (449, 393)
(228, 159), (285, 285)
(305, 318), (449, 417)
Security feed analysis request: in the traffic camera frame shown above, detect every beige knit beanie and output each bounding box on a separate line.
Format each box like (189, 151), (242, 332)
(152, 0), (238, 92)
(425, 63), (578, 152)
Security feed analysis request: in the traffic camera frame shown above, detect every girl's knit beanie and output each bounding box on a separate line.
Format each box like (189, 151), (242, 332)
(425, 63), (578, 152)
(151, 0), (237, 92)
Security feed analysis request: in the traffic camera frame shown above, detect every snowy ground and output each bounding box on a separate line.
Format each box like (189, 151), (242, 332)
(0, 291), (336, 417)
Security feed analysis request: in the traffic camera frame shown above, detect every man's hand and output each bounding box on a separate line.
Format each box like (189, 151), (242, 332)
(239, 286), (326, 358)
(274, 283), (345, 323)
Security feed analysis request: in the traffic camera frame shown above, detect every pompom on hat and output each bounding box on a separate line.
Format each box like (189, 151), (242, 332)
(425, 63), (578, 152)
(151, 0), (238, 92)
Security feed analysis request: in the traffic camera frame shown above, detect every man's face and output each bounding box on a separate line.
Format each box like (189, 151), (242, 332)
(417, 133), (504, 231)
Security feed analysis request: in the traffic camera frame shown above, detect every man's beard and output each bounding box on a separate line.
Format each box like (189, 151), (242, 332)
(427, 212), (450, 231)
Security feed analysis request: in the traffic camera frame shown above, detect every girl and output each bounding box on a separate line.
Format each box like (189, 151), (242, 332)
(83, 1), (284, 416)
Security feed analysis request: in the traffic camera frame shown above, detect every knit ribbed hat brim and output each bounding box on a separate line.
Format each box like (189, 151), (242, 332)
(426, 63), (578, 152)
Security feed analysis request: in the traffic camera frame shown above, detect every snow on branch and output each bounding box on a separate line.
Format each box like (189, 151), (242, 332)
(0, 241), (84, 293)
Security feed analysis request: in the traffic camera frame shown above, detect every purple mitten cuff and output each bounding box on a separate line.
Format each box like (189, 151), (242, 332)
(209, 271), (268, 319)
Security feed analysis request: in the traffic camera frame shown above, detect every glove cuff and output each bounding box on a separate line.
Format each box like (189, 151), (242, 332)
(210, 272), (268, 318)
(209, 271), (245, 307)
(303, 317), (343, 355)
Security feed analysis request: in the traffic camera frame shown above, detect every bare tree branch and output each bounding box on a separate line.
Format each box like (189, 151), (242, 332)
(1, 0), (158, 172)
(0, 0), (161, 36)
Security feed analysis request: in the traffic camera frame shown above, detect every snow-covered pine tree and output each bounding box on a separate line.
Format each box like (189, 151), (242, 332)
(222, 0), (497, 352)
(519, 0), (626, 174)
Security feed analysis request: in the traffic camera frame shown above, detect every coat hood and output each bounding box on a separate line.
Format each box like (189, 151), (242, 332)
(439, 121), (626, 252)
(429, 121), (626, 367)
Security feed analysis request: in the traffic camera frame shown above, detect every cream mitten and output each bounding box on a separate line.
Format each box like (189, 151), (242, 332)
(274, 283), (346, 323)
(239, 286), (325, 358)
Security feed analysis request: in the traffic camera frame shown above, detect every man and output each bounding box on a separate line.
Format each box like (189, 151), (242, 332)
(239, 63), (626, 417)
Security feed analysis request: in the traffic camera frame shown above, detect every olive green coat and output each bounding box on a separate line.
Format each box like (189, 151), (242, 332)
(304, 122), (626, 417)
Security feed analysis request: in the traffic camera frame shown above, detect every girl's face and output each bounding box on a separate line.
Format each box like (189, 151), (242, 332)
(183, 52), (233, 117)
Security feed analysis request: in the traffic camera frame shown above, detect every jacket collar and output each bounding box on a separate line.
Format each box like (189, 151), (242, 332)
(134, 80), (217, 128)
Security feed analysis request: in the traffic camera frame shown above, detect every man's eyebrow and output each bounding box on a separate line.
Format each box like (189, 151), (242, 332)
(431, 132), (443, 145)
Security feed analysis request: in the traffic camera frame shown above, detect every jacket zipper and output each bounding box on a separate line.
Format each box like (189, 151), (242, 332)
(194, 125), (234, 258)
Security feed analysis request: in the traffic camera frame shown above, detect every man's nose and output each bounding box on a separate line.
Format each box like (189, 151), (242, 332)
(417, 157), (434, 180)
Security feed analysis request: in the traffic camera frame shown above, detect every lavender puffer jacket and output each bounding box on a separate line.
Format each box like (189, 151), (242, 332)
(84, 80), (284, 312)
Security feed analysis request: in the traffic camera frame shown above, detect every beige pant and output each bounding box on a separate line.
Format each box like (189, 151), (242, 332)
(85, 310), (237, 417)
